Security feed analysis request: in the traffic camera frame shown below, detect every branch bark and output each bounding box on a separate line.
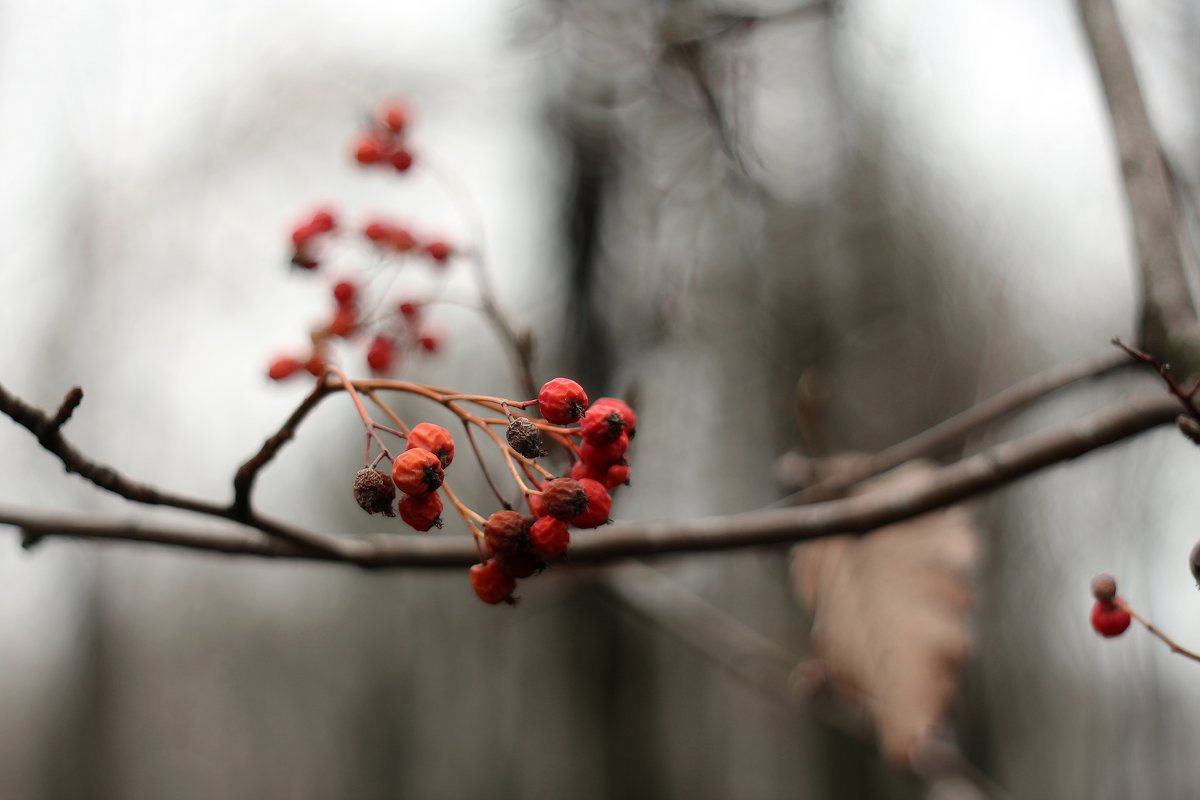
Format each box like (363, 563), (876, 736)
(2, 392), (1179, 566)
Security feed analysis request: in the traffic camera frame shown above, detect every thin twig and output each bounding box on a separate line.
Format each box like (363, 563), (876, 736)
(1117, 599), (1200, 663)
(2, 392), (1178, 566)
(777, 349), (1131, 504)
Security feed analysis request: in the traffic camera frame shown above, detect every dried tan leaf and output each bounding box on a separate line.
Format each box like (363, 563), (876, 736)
(791, 461), (980, 766)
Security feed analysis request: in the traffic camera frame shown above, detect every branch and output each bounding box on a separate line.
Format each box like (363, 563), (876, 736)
(1078, 0), (1200, 373)
(2, 392), (1178, 565)
(779, 349), (1130, 503)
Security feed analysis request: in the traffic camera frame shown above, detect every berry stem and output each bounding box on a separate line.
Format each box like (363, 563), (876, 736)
(460, 420), (512, 510)
(1116, 598), (1200, 663)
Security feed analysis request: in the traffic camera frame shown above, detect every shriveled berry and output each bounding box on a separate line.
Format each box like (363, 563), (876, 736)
(1091, 599), (1131, 638)
(332, 280), (357, 307)
(366, 335), (398, 374)
(580, 404), (626, 445)
(391, 448), (445, 495)
(483, 510), (530, 560)
(571, 478), (612, 529)
(1091, 574), (1118, 603)
(398, 491), (443, 532)
(267, 357), (303, 381)
(470, 561), (516, 605)
(530, 516), (570, 559)
(494, 545), (541, 579)
(406, 422), (455, 467)
(506, 417), (548, 459)
(353, 468), (396, 516)
(579, 432), (629, 467)
(540, 478), (588, 521)
(538, 378), (588, 424)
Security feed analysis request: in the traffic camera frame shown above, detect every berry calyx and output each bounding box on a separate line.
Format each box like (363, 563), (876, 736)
(570, 478), (612, 529)
(470, 561), (517, 605)
(1091, 599), (1132, 638)
(538, 378), (588, 424)
(539, 478), (588, 521)
(391, 448), (445, 495)
(594, 397), (637, 438)
(530, 516), (570, 559)
(398, 491), (443, 532)
(406, 423), (455, 467)
(353, 468), (396, 516)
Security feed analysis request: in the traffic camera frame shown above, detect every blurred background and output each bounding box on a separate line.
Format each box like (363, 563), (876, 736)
(1, 0), (1199, 797)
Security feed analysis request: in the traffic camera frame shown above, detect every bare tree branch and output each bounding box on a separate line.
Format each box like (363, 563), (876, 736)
(2, 392), (1178, 565)
(1078, 0), (1200, 373)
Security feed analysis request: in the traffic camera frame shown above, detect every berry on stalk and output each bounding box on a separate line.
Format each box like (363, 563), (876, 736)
(570, 479), (612, 529)
(399, 491), (443, 532)
(391, 448), (444, 495)
(1091, 600), (1131, 638)
(470, 561), (516, 605)
(353, 468), (396, 516)
(538, 378), (588, 424)
(530, 516), (570, 559)
(406, 423), (455, 467)
(539, 478), (588, 521)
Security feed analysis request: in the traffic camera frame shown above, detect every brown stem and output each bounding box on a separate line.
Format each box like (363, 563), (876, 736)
(1117, 599), (1200, 663)
(3, 392), (1177, 566)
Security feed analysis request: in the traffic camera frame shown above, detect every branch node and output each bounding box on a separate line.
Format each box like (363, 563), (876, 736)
(20, 529), (45, 550)
(50, 387), (83, 430)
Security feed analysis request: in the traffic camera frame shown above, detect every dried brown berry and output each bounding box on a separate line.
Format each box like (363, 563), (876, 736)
(539, 477), (588, 521)
(1091, 573), (1117, 603)
(506, 417), (548, 459)
(353, 468), (396, 516)
(483, 510), (530, 559)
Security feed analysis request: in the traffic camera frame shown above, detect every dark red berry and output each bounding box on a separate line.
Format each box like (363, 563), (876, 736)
(603, 461), (630, 489)
(364, 220), (390, 241)
(332, 280), (357, 307)
(390, 148), (413, 172)
(398, 491), (443, 532)
(397, 301), (420, 319)
(355, 135), (384, 164)
(1091, 599), (1131, 638)
(571, 478), (612, 529)
(538, 378), (588, 424)
(470, 561), (516, 605)
(391, 448), (444, 495)
(594, 397), (637, 437)
(366, 335), (398, 374)
(483, 510), (530, 561)
(381, 103), (408, 133)
(540, 478), (588, 521)
(530, 516), (570, 558)
(311, 209), (337, 232)
(424, 240), (451, 263)
(494, 546), (541, 579)
(570, 460), (605, 483)
(406, 423), (455, 467)
(419, 335), (440, 353)
(579, 432), (628, 468)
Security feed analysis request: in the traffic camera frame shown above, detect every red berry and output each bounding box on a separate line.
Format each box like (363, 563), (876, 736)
(332, 280), (357, 307)
(594, 397), (637, 437)
(538, 378), (589, 424)
(580, 404), (626, 445)
(495, 546), (540, 579)
(291, 222), (317, 249)
(571, 478), (612, 529)
(364, 220), (390, 241)
(303, 354), (327, 377)
(398, 491), (443, 532)
(355, 135), (384, 164)
(530, 516), (570, 559)
(366, 335), (397, 374)
(539, 478), (588, 521)
(397, 301), (420, 319)
(483, 510), (530, 560)
(528, 491), (544, 517)
(570, 460), (605, 483)
(603, 461), (630, 489)
(267, 357), (303, 381)
(311, 209), (336, 232)
(1091, 599), (1132, 638)
(579, 432), (628, 467)
(381, 103), (408, 133)
(424, 240), (451, 263)
(470, 561), (516, 605)
(390, 148), (414, 172)
(389, 227), (417, 252)
(406, 422), (455, 467)
(391, 448), (445, 495)
(419, 335), (440, 354)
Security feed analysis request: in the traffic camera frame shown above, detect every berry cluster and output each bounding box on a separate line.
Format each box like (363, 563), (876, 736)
(266, 101), (458, 379)
(339, 374), (635, 605)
